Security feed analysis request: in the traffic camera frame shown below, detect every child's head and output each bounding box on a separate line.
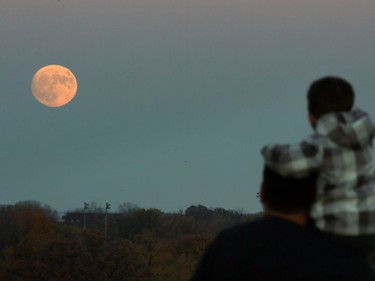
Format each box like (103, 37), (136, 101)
(307, 76), (355, 125)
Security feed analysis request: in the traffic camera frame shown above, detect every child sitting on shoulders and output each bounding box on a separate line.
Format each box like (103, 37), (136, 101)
(262, 76), (375, 256)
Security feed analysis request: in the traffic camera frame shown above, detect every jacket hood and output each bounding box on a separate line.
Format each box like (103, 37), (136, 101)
(316, 109), (375, 148)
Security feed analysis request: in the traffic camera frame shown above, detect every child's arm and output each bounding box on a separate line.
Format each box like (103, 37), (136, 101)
(262, 135), (324, 178)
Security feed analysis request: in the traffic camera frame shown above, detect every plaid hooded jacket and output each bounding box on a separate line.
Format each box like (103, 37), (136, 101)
(262, 108), (375, 235)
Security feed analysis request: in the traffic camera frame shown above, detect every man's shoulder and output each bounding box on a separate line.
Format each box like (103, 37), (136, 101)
(192, 216), (375, 281)
(218, 216), (307, 242)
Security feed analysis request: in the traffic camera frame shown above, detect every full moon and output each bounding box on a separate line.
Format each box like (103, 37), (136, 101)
(31, 65), (78, 107)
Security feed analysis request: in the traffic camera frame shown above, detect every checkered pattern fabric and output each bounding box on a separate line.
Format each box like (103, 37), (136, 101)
(262, 108), (375, 235)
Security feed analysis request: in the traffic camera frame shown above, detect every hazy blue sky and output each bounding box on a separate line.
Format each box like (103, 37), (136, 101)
(1, 0), (375, 213)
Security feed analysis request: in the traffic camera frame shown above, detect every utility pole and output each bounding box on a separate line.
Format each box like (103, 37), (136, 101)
(105, 202), (111, 246)
(83, 202), (89, 229)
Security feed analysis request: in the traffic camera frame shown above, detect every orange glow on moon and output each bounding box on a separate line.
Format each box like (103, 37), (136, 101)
(31, 65), (78, 107)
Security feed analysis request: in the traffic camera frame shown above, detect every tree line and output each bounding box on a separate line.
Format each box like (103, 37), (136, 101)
(0, 201), (262, 281)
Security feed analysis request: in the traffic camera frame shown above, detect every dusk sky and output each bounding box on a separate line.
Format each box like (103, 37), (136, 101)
(2, 0), (375, 213)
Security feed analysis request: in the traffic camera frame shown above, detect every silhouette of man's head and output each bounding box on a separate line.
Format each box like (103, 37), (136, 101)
(261, 166), (316, 213)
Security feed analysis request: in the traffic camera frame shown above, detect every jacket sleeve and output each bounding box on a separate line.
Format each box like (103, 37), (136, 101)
(261, 135), (324, 178)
